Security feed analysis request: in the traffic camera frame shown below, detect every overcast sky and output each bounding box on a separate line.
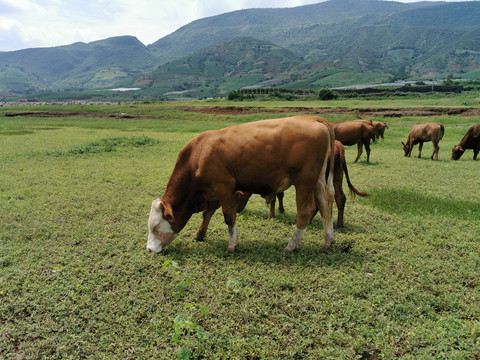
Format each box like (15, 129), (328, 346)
(0, 0), (474, 52)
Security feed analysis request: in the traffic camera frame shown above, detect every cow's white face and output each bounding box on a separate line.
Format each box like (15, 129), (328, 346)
(147, 199), (177, 253)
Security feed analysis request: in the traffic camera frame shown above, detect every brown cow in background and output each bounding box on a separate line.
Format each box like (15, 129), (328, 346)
(451, 124), (480, 160)
(371, 120), (389, 141)
(147, 115), (335, 254)
(333, 120), (377, 162)
(402, 122), (444, 160)
(240, 141), (370, 228)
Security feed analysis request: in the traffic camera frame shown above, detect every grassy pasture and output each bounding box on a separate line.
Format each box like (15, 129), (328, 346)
(1, 100), (480, 359)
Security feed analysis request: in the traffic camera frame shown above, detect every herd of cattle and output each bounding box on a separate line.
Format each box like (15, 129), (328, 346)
(147, 116), (480, 254)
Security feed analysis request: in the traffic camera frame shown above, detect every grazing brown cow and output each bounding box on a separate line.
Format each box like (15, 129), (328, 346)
(147, 115), (335, 253)
(332, 120), (377, 162)
(371, 120), (389, 141)
(250, 141), (370, 227)
(451, 124), (480, 160)
(402, 122), (444, 160)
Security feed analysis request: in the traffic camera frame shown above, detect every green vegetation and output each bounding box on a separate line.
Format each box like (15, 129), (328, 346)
(1, 98), (480, 358)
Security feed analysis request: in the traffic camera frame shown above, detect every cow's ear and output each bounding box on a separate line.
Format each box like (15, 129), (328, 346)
(401, 142), (405, 146)
(158, 201), (174, 221)
(161, 201), (175, 223)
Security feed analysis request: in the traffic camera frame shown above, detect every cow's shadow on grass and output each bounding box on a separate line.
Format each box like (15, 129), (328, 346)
(366, 187), (480, 221)
(238, 207), (369, 234)
(161, 208), (366, 268)
(352, 160), (381, 166)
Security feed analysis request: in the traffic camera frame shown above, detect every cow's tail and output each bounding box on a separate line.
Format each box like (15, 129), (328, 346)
(315, 120), (335, 246)
(341, 149), (370, 198)
(439, 124), (445, 140)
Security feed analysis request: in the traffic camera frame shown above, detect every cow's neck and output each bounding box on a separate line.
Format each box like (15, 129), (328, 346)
(161, 167), (197, 234)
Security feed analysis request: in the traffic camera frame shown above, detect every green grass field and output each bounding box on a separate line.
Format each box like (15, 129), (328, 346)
(1, 99), (480, 359)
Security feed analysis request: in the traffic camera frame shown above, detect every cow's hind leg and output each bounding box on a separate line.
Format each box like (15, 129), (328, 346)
(418, 142), (423, 158)
(431, 141), (439, 160)
(219, 194), (240, 253)
(315, 171), (335, 247)
(334, 180), (346, 228)
(283, 185), (317, 252)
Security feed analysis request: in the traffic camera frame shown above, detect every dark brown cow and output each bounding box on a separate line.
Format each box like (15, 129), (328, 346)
(332, 120), (377, 162)
(147, 115), (335, 253)
(250, 141), (369, 227)
(402, 122), (444, 160)
(451, 124), (480, 160)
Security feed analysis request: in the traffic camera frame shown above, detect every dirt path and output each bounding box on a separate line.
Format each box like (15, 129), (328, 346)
(178, 106), (480, 117)
(4, 111), (156, 119)
(4, 106), (480, 119)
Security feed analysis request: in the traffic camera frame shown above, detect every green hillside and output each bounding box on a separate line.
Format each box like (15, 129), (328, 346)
(134, 37), (389, 99)
(0, 36), (158, 94)
(1, 0), (480, 97)
(149, 0), (480, 78)
(137, 38), (303, 98)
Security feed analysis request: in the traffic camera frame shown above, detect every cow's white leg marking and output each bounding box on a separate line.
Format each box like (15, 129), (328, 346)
(227, 225), (238, 252)
(283, 227), (306, 252)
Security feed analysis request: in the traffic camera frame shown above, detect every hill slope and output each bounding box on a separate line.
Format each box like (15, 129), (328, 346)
(149, 0), (480, 77)
(135, 37), (390, 98)
(136, 37), (304, 97)
(0, 36), (158, 94)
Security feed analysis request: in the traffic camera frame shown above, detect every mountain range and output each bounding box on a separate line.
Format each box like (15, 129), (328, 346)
(1, 0), (480, 98)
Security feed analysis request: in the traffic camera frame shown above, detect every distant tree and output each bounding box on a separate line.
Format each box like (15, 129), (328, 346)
(318, 88), (337, 100)
(228, 90), (242, 101)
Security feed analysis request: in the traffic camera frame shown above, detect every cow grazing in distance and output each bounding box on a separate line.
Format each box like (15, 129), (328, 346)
(251, 141), (370, 228)
(332, 120), (377, 162)
(371, 121), (389, 141)
(451, 124), (480, 160)
(402, 122), (444, 160)
(147, 115), (336, 254)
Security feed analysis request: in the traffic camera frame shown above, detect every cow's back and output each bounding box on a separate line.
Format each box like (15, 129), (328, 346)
(332, 120), (372, 145)
(190, 115), (333, 196)
(411, 122), (444, 141)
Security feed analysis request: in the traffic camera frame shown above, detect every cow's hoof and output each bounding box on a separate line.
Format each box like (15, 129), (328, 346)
(281, 246), (295, 253)
(227, 246), (236, 253)
(193, 233), (205, 242)
(321, 241), (334, 250)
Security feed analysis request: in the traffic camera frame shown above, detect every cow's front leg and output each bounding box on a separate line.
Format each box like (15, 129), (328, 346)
(364, 140), (371, 163)
(418, 142), (423, 158)
(474, 146), (479, 160)
(283, 226), (306, 252)
(194, 203), (218, 242)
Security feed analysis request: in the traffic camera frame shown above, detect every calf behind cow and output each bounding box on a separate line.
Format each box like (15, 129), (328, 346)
(147, 115), (335, 253)
(244, 141), (370, 228)
(451, 124), (480, 160)
(402, 122), (444, 160)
